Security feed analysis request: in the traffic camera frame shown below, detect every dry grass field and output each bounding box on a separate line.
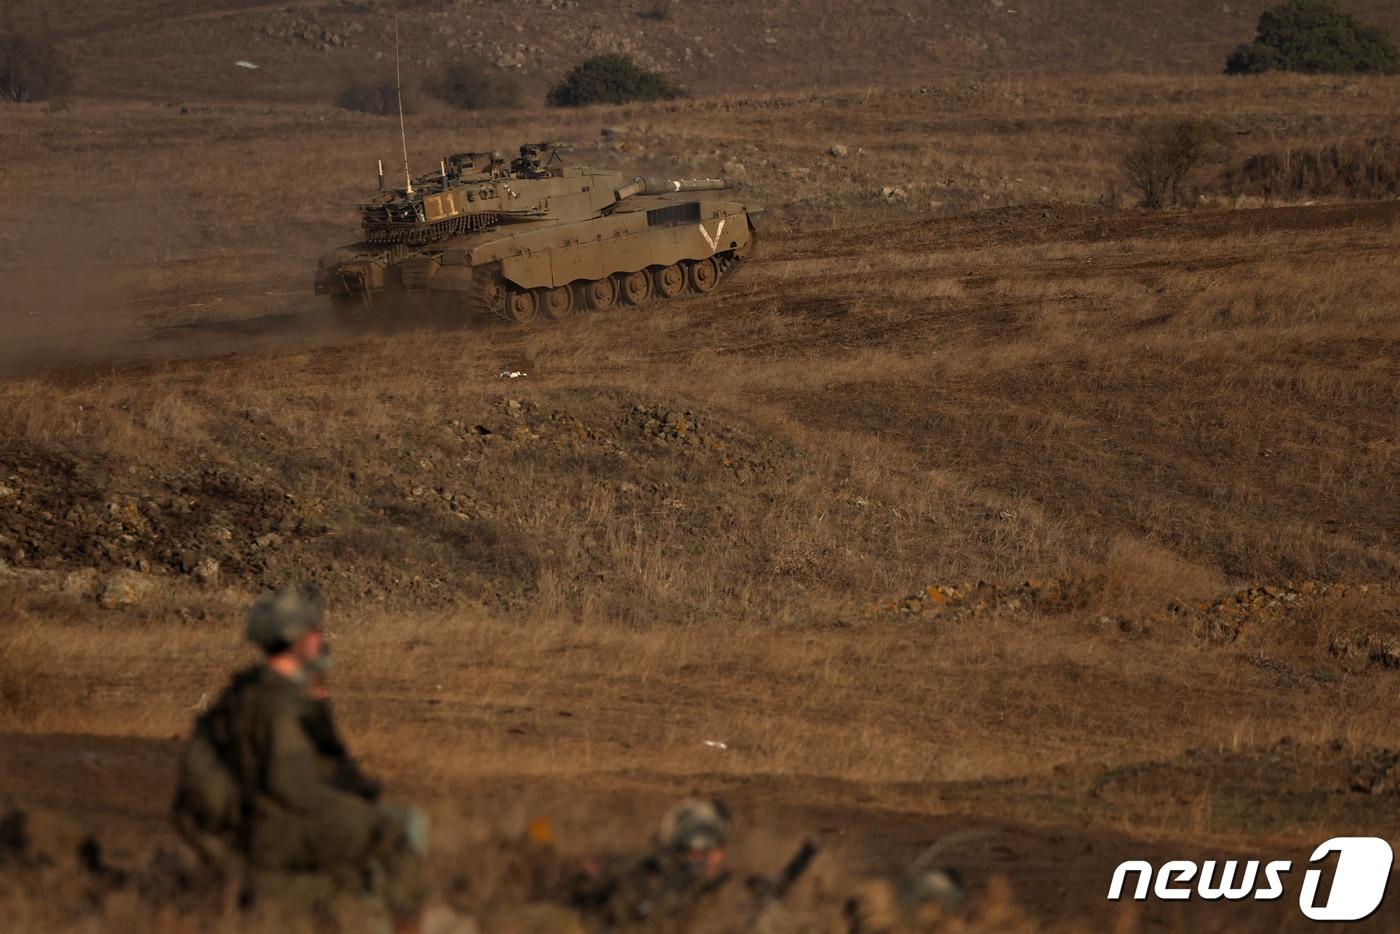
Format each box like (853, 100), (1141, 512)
(3, 1), (1400, 930)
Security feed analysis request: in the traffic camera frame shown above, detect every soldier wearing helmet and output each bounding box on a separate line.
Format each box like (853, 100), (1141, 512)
(565, 798), (732, 928)
(843, 865), (966, 932)
(173, 585), (426, 932)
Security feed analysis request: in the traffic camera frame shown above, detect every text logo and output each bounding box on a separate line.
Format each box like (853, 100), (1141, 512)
(1107, 837), (1392, 921)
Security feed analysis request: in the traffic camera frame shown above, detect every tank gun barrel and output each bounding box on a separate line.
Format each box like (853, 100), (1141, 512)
(613, 176), (730, 201)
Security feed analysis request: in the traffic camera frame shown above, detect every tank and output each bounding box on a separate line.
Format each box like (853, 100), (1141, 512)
(314, 143), (762, 323)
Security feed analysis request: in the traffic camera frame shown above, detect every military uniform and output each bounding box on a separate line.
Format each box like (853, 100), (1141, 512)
(567, 845), (726, 929)
(562, 798), (731, 930)
(173, 586), (426, 924)
(224, 664), (425, 918)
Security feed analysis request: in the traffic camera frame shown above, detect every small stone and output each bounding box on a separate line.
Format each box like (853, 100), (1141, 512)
(828, 143), (848, 158)
(254, 532), (281, 549)
(243, 406), (270, 424)
(62, 568), (101, 601)
(98, 570), (154, 609)
(193, 557), (220, 586)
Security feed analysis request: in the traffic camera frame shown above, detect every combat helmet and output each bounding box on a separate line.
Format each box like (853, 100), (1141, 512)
(897, 866), (966, 908)
(245, 584), (324, 651)
(658, 798), (729, 852)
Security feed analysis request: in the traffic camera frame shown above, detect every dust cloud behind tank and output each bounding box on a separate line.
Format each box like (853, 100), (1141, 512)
(314, 143), (763, 323)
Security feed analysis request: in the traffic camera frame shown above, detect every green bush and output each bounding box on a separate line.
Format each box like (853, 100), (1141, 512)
(546, 54), (684, 108)
(425, 58), (521, 111)
(1225, 0), (1400, 75)
(0, 32), (74, 103)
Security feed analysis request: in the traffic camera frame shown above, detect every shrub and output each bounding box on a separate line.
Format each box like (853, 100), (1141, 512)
(1225, 0), (1400, 75)
(0, 32), (74, 103)
(425, 58), (521, 111)
(1122, 119), (1221, 209)
(335, 76), (414, 116)
(546, 54), (684, 108)
(637, 1), (674, 21)
(1221, 137), (1400, 201)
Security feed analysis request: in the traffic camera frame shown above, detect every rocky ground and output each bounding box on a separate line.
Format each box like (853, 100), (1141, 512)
(0, 387), (798, 617)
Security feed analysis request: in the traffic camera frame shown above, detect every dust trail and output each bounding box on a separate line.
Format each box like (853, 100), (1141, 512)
(0, 280), (352, 379)
(0, 257), (450, 379)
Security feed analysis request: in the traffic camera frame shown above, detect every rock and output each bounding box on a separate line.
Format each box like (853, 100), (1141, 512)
(61, 568), (101, 601)
(98, 570), (154, 609)
(1371, 642), (1400, 670)
(0, 482), (14, 499)
(193, 557), (220, 586)
(243, 406), (270, 425)
(721, 160), (746, 178)
(828, 144), (848, 158)
(254, 533), (281, 549)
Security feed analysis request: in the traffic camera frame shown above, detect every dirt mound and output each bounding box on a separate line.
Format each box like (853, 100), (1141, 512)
(1088, 739), (1400, 835)
(867, 576), (1400, 661)
(0, 449), (317, 585)
(0, 389), (797, 617)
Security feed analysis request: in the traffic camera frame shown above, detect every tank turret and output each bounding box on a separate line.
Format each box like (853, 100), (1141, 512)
(315, 143), (761, 324)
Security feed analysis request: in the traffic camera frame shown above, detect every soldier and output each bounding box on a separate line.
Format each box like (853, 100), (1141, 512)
(565, 798), (732, 929)
(843, 866), (966, 933)
(172, 585), (427, 932)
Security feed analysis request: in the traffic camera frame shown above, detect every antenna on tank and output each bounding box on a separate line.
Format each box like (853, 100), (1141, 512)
(377, 159), (385, 191)
(394, 15), (413, 195)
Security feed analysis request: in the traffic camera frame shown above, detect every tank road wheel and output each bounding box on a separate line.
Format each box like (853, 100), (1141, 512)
(539, 285), (575, 320)
(620, 270), (653, 307)
(584, 276), (619, 312)
(688, 257), (719, 294)
(504, 288), (539, 324)
(654, 263), (686, 300)
(479, 279), (509, 319)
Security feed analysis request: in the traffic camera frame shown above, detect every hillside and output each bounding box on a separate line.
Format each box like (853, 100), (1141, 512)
(5, 0), (1400, 104)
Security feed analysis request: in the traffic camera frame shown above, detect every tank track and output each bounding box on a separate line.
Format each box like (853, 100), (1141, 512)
(715, 249), (746, 285)
(455, 251), (747, 326)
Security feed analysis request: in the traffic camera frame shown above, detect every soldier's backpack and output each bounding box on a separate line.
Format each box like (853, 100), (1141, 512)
(171, 671), (258, 861)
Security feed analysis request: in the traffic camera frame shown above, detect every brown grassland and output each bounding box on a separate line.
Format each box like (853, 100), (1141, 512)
(2, 2), (1400, 931)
